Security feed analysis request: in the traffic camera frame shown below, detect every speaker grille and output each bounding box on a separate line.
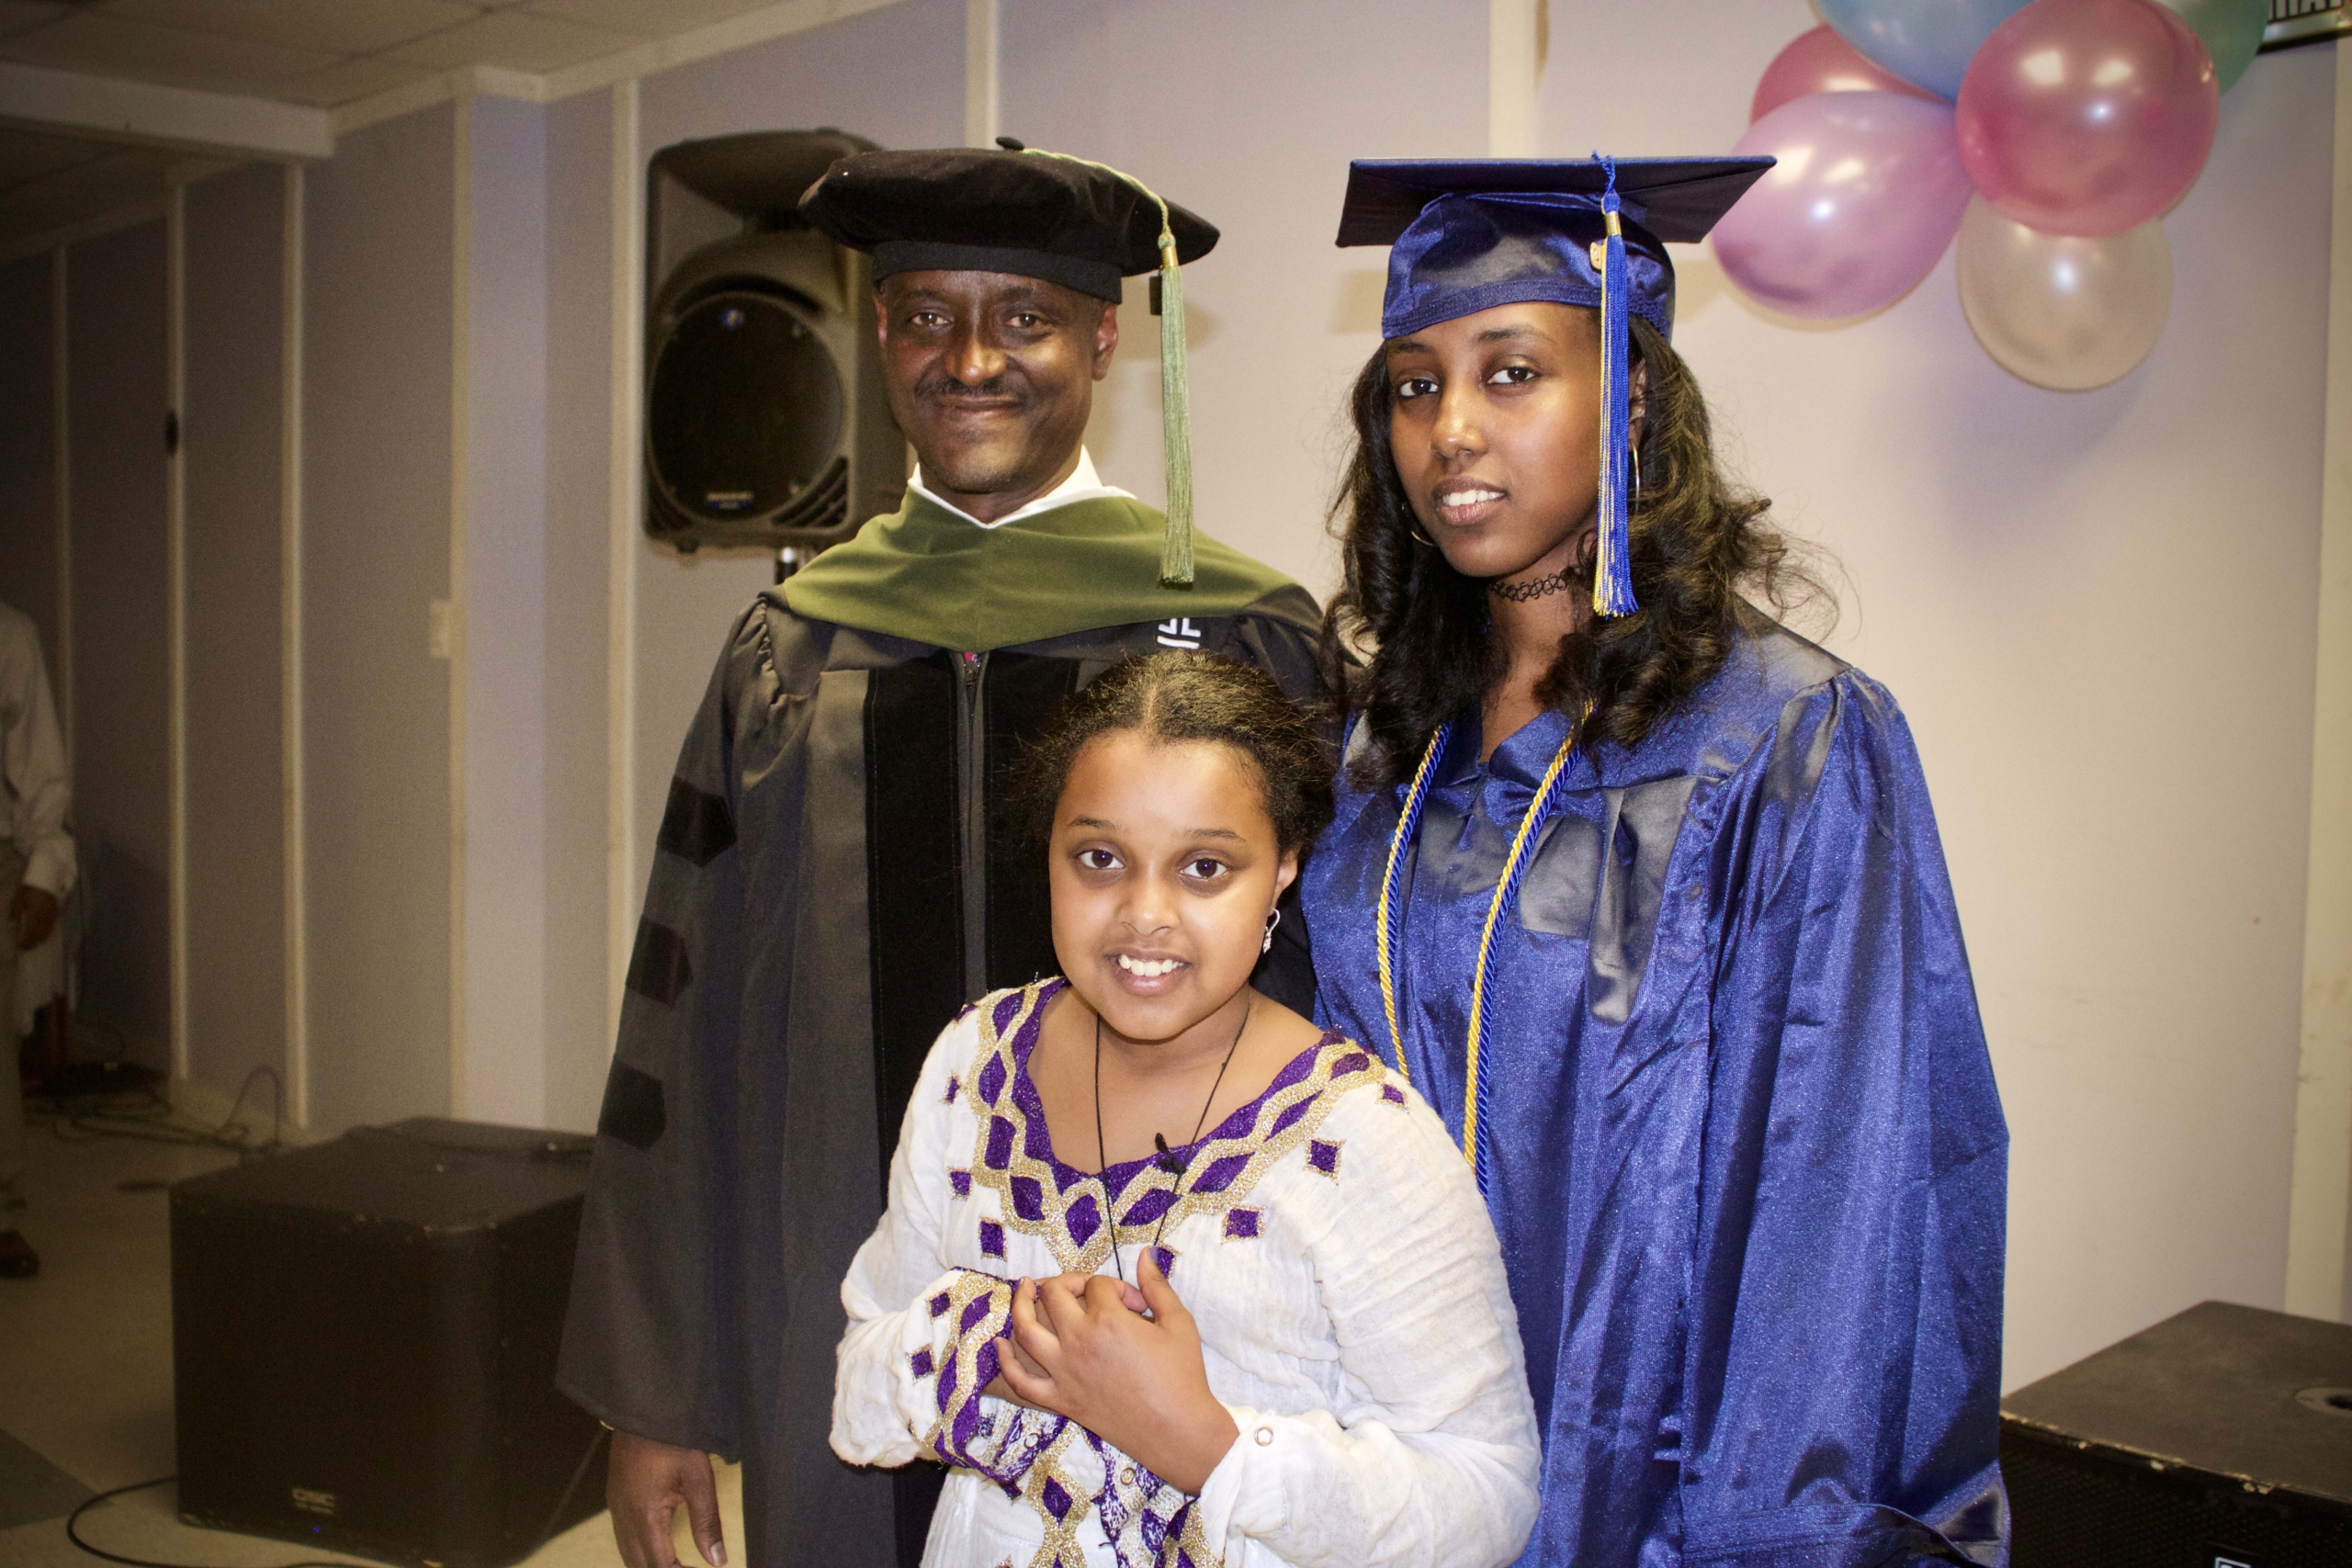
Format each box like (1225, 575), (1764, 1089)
(647, 288), (844, 531)
(2005, 1424), (2352, 1568)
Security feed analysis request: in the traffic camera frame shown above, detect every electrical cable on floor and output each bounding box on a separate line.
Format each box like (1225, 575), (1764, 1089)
(66, 1435), (609, 1568)
(65, 1475), (363, 1568)
(30, 1062), (286, 1158)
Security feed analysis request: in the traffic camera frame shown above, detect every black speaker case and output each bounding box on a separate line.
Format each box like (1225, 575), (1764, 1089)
(2001, 1300), (2352, 1568)
(641, 129), (905, 557)
(170, 1120), (605, 1568)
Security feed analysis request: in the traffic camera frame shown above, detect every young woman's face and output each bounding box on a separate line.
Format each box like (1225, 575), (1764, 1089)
(1385, 300), (1603, 583)
(1047, 732), (1297, 1044)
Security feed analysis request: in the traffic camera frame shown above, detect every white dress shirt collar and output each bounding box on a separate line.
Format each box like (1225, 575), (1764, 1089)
(906, 447), (1133, 529)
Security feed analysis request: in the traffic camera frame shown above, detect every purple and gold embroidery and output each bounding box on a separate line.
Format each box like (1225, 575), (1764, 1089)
(932, 980), (1393, 1568)
(961, 979), (1383, 1275)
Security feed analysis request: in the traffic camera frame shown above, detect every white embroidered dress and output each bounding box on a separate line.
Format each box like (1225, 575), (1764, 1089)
(833, 979), (1540, 1568)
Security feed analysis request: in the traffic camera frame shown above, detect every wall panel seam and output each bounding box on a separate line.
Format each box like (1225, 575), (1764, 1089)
(1487, 0), (1538, 157)
(51, 249), (70, 769)
(964, 0), (998, 150)
(2284, 35), (2352, 1323)
(165, 182), (188, 1084)
(282, 162), (309, 1131)
(606, 79), (641, 1048)
(450, 97), (471, 1118)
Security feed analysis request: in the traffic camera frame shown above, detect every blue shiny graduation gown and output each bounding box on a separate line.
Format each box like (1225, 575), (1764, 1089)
(1303, 616), (2008, 1568)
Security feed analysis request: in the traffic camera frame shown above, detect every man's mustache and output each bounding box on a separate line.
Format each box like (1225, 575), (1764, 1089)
(914, 372), (1029, 406)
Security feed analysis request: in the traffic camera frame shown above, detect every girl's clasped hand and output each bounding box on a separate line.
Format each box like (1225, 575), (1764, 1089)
(992, 1258), (1235, 1494)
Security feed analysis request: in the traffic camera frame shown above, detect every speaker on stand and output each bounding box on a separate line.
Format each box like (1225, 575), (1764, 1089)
(642, 129), (906, 581)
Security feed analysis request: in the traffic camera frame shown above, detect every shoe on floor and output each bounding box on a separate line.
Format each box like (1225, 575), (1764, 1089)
(0, 1228), (38, 1278)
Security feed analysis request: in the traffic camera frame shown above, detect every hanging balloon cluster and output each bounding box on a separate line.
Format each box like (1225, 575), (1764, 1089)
(1713, 0), (2265, 390)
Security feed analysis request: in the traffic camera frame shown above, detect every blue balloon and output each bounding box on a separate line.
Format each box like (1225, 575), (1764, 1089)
(1817, 0), (2033, 101)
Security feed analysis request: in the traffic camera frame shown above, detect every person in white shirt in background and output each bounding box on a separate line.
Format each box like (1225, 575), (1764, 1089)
(0, 600), (74, 1280)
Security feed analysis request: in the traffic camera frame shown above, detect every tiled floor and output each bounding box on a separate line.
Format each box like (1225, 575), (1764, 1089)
(0, 1101), (742, 1568)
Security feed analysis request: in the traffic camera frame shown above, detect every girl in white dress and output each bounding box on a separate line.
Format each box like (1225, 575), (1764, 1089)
(831, 652), (1539, 1568)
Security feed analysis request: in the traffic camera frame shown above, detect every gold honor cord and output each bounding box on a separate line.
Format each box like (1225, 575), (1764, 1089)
(1374, 728), (1450, 1089)
(1016, 148), (1194, 585)
(1374, 716), (1584, 1186)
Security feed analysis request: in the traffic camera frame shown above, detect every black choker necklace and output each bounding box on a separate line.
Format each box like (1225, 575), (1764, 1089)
(1092, 998), (1250, 1284)
(1488, 565), (1578, 602)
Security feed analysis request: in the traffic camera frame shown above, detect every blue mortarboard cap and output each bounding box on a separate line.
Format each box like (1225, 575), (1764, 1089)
(1338, 155), (1771, 617)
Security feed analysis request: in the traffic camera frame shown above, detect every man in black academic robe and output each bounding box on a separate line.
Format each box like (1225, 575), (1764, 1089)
(558, 147), (1319, 1568)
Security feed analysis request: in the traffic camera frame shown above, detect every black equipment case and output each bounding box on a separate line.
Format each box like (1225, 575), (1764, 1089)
(2001, 1299), (2352, 1568)
(171, 1118), (605, 1568)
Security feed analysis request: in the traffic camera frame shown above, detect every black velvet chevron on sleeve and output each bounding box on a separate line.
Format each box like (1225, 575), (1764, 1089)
(658, 778), (738, 867)
(626, 917), (694, 1006)
(596, 1063), (667, 1150)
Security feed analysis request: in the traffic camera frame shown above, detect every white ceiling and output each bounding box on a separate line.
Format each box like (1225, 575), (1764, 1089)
(0, 0), (799, 250)
(0, 121), (221, 243)
(0, 0), (787, 107)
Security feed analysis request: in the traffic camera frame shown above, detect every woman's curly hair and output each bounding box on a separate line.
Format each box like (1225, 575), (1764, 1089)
(1318, 315), (1827, 788)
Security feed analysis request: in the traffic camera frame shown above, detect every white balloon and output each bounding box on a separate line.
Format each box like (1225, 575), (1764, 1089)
(1955, 196), (2172, 391)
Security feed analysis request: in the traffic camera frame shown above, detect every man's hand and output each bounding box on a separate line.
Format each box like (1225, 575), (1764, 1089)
(999, 1253), (1238, 1494)
(11, 886), (57, 952)
(606, 1429), (725, 1568)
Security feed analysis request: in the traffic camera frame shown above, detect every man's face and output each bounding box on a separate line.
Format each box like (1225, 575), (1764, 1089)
(876, 270), (1119, 519)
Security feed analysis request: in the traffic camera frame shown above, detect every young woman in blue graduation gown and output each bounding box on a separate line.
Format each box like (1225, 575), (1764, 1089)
(1300, 157), (2010, 1568)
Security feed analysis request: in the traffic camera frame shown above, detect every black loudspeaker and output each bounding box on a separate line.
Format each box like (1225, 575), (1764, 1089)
(171, 1120), (605, 1568)
(643, 128), (906, 570)
(2001, 1300), (2352, 1568)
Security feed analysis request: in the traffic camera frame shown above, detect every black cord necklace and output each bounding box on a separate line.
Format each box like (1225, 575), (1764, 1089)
(1487, 564), (1578, 602)
(1092, 996), (1251, 1284)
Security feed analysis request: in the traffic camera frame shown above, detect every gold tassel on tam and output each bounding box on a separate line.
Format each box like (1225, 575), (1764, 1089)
(1018, 148), (1196, 587)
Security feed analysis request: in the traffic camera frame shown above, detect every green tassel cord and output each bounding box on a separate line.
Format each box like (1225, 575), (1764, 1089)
(1019, 149), (1196, 587)
(1153, 226), (1194, 586)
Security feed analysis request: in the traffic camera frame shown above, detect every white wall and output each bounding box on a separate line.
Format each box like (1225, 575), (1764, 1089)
(461, 95), (551, 1125)
(541, 87), (615, 1134)
(1535, 2), (2335, 1388)
(183, 161), (286, 1104)
(65, 219), (169, 1070)
(302, 105), (456, 1134)
(621, 0), (967, 909)
(2, 2), (2339, 1390)
(1001, 0), (1486, 593)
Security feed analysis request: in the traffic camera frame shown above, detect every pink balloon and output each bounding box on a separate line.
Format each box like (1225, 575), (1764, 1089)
(1714, 92), (1973, 321)
(1752, 25), (1944, 121)
(1956, 0), (2218, 238)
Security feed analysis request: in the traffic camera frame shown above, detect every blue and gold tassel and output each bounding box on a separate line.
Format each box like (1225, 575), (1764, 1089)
(1592, 152), (1637, 619)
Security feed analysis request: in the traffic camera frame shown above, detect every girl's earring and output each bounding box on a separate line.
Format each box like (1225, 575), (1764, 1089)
(1408, 522), (1437, 547)
(1629, 443), (1642, 515)
(1261, 908), (1283, 954)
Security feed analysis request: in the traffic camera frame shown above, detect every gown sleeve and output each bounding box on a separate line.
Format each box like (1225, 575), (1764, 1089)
(556, 607), (764, 1457)
(1217, 604), (1324, 1021)
(1192, 1084), (1543, 1568)
(1683, 674), (2008, 1567)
